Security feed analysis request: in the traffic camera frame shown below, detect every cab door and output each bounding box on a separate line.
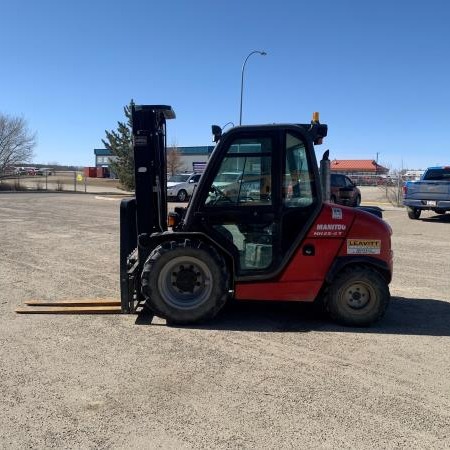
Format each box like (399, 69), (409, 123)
(187, 127), (321, 284)
(234, 129), (323, 301)
(191, 131), (280, 277)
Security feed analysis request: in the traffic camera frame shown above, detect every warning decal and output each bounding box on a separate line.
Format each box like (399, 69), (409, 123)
(332, 208), (343, 220)
(347, 239), (381, 254)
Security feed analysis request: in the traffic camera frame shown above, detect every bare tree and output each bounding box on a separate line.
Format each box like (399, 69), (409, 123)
(166, 141), (184, 176)
(0, 113), (36, 174)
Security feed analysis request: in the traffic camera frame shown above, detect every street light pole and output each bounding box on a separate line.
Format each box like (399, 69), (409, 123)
(239, 50), (267, 126)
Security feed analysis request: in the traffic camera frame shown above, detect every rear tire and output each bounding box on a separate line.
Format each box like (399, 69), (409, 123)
(407, 207), (421, 219)
(141, 240), (229, 323)
(435, 209), (446, 215)
(353, 195), (361, 207)
(176, 189), (188, 202)
(326, 266), (390, 326)
(330, 195), (337, 203)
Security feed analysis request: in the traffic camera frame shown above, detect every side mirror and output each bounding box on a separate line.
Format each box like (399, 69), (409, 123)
(211, 125), (222, 143)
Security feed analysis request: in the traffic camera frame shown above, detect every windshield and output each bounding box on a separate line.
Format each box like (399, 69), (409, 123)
(423, 168), (450, 181)
(168, 174), (190, 183)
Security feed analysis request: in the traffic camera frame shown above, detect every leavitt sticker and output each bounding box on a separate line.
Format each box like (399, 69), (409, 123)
(347, 239), (381, 254)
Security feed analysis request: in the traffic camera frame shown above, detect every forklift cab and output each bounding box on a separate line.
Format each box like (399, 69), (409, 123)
(182, 123), (324, 278)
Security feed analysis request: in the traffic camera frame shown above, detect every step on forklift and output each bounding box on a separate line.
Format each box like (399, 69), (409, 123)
(120, 105), (392, 326)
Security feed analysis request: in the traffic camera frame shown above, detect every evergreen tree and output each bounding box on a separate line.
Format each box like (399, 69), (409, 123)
(102, 100), (135, 190)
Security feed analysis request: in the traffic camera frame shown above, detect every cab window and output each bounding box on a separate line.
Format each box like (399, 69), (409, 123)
(205, 137), (272, 207)
(202, 135), (274, 272)
(283, 133), (315, 207)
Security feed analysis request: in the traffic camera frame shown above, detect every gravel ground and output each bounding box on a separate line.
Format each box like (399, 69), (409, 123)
(0, 190), (449, 449)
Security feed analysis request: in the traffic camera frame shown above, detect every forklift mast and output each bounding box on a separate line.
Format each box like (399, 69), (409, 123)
(132, 105), (175, 238)
(120, 105), (175, 312)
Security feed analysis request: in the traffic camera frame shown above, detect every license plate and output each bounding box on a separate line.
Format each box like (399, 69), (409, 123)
(426, 200), (436, 206)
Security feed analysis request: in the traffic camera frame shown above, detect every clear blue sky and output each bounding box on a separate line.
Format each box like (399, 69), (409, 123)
(1, 0), (449, 170)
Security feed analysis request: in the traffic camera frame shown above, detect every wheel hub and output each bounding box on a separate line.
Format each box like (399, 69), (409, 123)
(172, 265), (200, 293)
(158, 255), (213, 310)
(345, 284), (370, 309)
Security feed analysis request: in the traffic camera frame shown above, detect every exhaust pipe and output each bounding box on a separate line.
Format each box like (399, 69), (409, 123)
(320, 149), (330, 202)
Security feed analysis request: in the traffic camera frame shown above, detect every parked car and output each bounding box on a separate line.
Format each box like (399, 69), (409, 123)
(330, 173), (361, 206)
(36, 168), (53, 176)
(206, 171), (274, 205)
(14, 167), (26, 175)
(212, 171), (243, 189)
(167, 172), (202, 202)
(15, 167), (37, 175)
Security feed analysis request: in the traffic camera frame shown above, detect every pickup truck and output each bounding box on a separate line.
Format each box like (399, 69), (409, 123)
(403, 166), (450, 219)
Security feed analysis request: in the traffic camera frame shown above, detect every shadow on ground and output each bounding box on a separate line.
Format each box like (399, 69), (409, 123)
(136, 297), (450, 337)
(420, 214), (450, 223)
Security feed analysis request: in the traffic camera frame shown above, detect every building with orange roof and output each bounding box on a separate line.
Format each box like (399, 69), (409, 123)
(330, 160), (389, 185)
(330, 159), (388, 175)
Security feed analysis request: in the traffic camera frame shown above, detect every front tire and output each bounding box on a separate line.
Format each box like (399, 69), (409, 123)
(407, 207), (421, 219)
(326, 266), (390, 326)
(141, 240), (229, 323)
(176, 189), (188, 202)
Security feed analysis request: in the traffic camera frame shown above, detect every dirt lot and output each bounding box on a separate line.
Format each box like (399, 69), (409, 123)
(0, 190), (449, 449)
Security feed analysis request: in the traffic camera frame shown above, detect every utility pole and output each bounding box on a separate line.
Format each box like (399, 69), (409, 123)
(239, 50), (267, 125)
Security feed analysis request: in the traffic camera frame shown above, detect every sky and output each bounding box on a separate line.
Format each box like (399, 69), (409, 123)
(1, 0), (450, 170)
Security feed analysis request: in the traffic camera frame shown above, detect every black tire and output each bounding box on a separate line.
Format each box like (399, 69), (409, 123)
(353, 195), (361, 207)
(330, 195), (337, 204)
(326, 266), (390, 326)
(176, 189), (188, 202)
(434, 209), (446, 215)
(141, 240), (229, 323)
(407, 207), (421, 219)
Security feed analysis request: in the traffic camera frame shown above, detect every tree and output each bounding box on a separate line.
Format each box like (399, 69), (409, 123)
(166, 142), (184, 176)
(0, 113), (36, 174)
(102, 100), (134, 190)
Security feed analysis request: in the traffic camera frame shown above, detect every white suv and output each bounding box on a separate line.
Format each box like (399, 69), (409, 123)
(167, 172), (202, 202)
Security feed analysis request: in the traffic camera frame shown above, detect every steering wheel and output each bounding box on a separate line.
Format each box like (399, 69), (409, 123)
(210, 185), (234, 205)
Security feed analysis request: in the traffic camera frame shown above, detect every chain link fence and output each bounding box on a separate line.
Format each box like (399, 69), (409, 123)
(0, 171), (125, 194)
(1, 169), (407, 205)
(338, 174), (406, 207)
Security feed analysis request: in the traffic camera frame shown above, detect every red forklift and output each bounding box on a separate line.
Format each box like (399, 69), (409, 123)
(120, 105), (392, 326)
